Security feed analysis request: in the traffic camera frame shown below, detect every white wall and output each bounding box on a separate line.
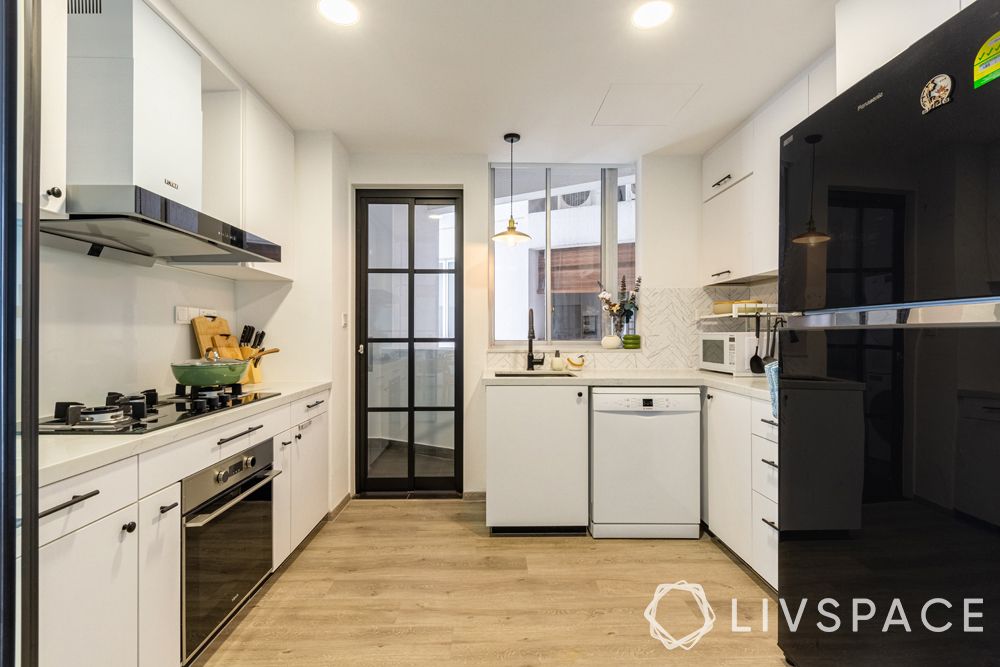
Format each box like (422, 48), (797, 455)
(835, 0), (966, 93)
(38, 247), (236, 410)
(236, 130), (352, 507)
(350, 153), (490, 492)
(636, 154), (702, 289)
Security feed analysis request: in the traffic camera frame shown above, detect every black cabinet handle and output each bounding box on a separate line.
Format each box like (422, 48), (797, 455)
(306, 400), (325, 409)
(577, 392), (583, 398)
(217, 424), (264, 445)
(39, 489), (100, 519)
(281, 440), (293, 447)
(295, 433), (303, 440)
(710, 270), (732, 278)
(121, 521), (137, 534)
(760, 418), (779, 427)
(706, 394), (714, 400)
(711, 174), (732, 188)
(159, 502), (179, 514)
(45, 186), (62, 198)
(761, 518), (778, 531)
(760, 458), (779, 469)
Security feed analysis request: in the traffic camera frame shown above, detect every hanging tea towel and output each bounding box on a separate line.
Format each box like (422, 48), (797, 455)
(764, 360), (780, 418)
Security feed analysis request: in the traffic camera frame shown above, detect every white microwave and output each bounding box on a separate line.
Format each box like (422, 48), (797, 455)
(699, 332), (763, 376)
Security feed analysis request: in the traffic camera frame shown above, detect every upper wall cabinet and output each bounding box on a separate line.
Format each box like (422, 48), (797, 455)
(57, 0), (203, 209)
(700, 51), (835, 286)
(701, 122), (754, 202)
(243, 92), (295, 280)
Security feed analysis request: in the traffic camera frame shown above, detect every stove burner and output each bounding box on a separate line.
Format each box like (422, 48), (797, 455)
(79, 406), (125, 422)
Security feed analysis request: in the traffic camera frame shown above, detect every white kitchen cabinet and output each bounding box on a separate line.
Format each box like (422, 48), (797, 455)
(40, 504), (138, 667)
(486, 385), (589, 528)
(750, 75), (809, 277)
(243, 91), (294, 279)
(700, 175), (754, 285)
(138, 484), (181, 667)
(39, 0), (67, 215)
(751, 491), (779, 589)
(272, 427), (294, 568)
(834, 0), (961, 93)
(64, 0), (202, 209)
(705, 389), (752, 563)
(701, 121), (754, 202)
(201, 90), (244, 224)
(290, 410), (330, 548)
(807, 50), (837, 115)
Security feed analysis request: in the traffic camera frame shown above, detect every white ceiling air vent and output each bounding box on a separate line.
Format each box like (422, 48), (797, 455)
(68, 0), (102, 14)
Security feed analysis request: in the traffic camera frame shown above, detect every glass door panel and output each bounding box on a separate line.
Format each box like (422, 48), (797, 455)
(357, 193), (462, 493)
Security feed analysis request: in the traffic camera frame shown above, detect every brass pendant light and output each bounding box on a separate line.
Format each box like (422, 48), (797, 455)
(792, 134), (832, 246)
(492, 133), (532, 245)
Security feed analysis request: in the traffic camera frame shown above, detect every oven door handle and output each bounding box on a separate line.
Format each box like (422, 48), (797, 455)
(184, 470), (282, 529)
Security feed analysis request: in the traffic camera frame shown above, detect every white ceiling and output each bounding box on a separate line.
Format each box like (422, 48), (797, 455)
(171, 0), (836, 162)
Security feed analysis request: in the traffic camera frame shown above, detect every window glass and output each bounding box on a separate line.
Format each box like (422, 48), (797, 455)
(493, 167), (547, 341)
(617, 166), (637, 290)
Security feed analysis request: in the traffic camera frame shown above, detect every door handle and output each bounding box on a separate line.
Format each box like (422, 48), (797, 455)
(760, 458), (778, 469)
(306, 400), (325, 409)
(761, 518), (779, 532)
(281, 439), (293, 447)
(159, 502), (179, 514)
(711, 174), (732, 188)
(760, 418), (779, 427)
(710, 270), (732, 278)
(216, 424), (264, 446)
(357, 344), (365, 355)
(121, 521), (137, 534)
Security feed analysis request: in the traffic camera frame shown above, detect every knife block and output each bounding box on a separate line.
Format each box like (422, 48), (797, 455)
(239, 345), (264, 385)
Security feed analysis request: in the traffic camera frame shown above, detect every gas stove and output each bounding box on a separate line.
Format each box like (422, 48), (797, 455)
(38, 384), (280, 435)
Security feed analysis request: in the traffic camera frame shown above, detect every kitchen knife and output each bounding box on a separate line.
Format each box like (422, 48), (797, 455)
(256, 331), (266, 349)
(239, 325), (251, 347)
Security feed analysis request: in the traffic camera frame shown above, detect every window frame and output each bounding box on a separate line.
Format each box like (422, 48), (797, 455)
(488, 163), (636, 347)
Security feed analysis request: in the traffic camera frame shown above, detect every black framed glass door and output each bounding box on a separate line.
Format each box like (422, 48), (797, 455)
(356, 191), (463, 494)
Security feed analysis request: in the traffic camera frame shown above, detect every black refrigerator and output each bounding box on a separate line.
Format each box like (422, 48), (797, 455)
(778, 1), (1000, 665)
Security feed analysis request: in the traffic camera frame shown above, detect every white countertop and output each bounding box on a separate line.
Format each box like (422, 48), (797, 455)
(482, 369), (772, 401)
(34, 381), (332, 487)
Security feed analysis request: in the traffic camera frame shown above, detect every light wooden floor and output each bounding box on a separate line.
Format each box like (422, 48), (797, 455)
(197, 500), (785, 666)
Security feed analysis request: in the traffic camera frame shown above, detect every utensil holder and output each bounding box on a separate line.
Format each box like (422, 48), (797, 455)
(239, 345), (263, 385)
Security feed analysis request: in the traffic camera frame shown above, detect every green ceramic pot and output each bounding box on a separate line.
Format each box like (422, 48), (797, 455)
(171, 351), (248, 386)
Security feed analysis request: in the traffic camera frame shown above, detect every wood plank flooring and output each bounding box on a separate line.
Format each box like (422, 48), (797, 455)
(197, 500), (785, 666)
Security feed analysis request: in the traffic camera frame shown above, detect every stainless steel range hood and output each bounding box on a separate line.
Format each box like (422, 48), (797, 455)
(40, 185), (281, 265)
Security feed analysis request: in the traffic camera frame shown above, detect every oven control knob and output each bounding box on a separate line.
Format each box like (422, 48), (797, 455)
(243, 455), (257, 469)
(215, 469), (230, 484)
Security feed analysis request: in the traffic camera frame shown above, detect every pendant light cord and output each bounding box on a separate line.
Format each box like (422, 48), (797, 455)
(808, 141), (816, 222)
(509, 139), (514, 220)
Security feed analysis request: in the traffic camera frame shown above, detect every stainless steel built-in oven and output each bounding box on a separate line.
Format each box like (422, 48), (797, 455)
(182, 439), (278, 663)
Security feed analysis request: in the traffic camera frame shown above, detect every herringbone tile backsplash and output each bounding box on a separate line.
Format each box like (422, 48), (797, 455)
(486, 280), (778, 371)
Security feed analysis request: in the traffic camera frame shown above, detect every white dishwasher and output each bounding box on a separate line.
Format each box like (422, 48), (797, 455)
(590, 387), (702, 538)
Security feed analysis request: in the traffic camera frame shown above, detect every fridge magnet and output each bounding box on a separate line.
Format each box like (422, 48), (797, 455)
(973, 29), (1000, 89)
(919, 74), (952, 114)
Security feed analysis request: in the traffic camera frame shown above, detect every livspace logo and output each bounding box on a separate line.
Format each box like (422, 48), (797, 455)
(644, 582), (984, 652)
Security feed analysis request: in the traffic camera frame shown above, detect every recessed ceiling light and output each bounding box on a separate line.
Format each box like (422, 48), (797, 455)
(318, 0), (360, 26)
(632, 1), (673, 29)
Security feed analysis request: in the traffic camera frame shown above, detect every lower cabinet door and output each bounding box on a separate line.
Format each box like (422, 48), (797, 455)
(40, 504), (139, 667)
(752, 491), (779, 589)
(139, 484), (181, 667)
(290, 411), (330, 549)
(273, 428), (295, 568)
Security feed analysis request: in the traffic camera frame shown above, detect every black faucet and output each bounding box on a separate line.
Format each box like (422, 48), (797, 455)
(527, 308), (545, 371)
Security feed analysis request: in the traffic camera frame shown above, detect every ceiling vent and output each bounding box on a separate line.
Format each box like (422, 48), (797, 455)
(68, 0), (102, 15)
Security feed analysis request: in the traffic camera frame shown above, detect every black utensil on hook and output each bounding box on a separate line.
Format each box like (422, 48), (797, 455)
(750, 313), (765, 374)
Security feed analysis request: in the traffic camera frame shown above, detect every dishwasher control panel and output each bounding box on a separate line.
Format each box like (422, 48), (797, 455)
(591, 389), (702, 413)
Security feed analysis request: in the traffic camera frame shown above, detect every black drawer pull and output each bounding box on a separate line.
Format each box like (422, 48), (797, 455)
(217, 424), (264, 445)
(760, 458), (778, 469)
(760, 418), (779, 427)
(711, 174), (732, 188)
(39, 489), (100, 519)
(710, 270), (732, 278)
(159, 502), (179, 514)
(281, 440), (293, 447)
(761, 518), (779, 532)
(306, 400), (325, 409)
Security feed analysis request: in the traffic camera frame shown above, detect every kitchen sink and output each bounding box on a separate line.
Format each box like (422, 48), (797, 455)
(493, 371), (577, 377)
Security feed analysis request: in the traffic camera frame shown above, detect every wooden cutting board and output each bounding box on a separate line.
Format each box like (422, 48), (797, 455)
(211, 334), (243, 360)
(191, 315), (231, 356)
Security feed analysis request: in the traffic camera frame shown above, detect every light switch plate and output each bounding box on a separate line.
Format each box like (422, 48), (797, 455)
(175, 306), (190, 324)
(200, 308), (218, 318)
(341, 312), (348, 328)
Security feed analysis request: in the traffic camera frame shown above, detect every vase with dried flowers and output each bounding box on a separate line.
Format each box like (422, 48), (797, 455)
(598, 275), (641, 349)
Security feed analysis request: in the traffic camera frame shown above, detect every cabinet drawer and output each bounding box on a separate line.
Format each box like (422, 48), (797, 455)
(751, 399), (779, 442)
(291, 390), (329, 425)
(751, 435), (779, 503)
(40, 457), (137, 547)
(139, 430), (221, 498)
(752, 492), (779, 589)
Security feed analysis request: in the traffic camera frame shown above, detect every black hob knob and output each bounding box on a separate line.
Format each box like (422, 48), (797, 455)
(141, 389), (158, 407)
(192, 399), (207, 413)
(205, 396), (220, 410)
(105, 392), (125, 406)
(129, 399), (147, 419)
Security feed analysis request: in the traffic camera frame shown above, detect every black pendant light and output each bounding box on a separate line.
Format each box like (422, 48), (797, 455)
(792, 134), (831, 246)
(492, 133), (532, 245)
